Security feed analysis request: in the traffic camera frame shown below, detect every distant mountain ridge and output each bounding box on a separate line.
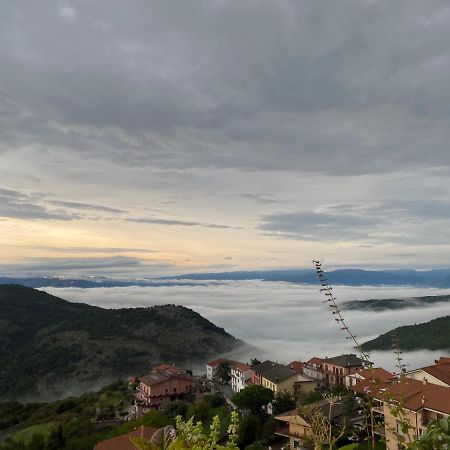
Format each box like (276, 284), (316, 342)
(0, 285), (242, 400)
(361, 315), (450, 351)
(3, 268), (450, 288)
(343, 294), (450, 311)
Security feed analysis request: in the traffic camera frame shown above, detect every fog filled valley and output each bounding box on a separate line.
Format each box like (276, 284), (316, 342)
(44, 281), (450, 373)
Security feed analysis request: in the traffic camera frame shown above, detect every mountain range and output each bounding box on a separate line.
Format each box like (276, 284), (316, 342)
(3, 268), (450, 288)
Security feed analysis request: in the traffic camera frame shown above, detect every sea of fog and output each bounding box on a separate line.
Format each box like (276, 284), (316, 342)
(44, 282), (450, 374)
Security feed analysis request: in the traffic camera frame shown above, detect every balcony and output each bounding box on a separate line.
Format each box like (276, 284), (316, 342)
(371, 405), (385, 414)
(374, 426), (386, 437)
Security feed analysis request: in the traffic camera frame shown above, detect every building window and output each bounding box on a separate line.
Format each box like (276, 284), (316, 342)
(173, 387), (177, 392)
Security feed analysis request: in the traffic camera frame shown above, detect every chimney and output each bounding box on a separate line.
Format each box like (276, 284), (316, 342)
(422, 395), (425, 404)
(435, 360), (439, 365)
(423, 378), (427, 385)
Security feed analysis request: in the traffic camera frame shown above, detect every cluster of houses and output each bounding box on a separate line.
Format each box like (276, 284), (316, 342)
(94, 354), (450, 450)
(207, 354), (450, 450)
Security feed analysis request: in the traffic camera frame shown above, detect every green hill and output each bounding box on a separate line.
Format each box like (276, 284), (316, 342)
(0, 285), (241, 400)
(361, 315), (450, 351)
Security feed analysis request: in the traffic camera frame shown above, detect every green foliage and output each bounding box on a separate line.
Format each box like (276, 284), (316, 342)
(164, 401), (189, 420)
(217, 362), (231, 384)
(362, 315), (450, 351)
(297, 389), (323, 405)
(408, 416), (450, 449)
(232, 385), (274, 416)
(0, 284), (239, 399)
(272, 391), (296, 415)
(151, 413), (240, 450)
(202, 393), (226, 408)
(238, 415), (262, 448)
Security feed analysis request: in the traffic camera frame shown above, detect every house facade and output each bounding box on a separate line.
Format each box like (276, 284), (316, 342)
(275, 400), (345, 449)
(206, 358), (242, 381)
(353, 377), (450, 450)
(405, 357), (450, 387)
(230, 362), (251, 393)
(138, 365), (195, 405)
(322, 354), (370, 388)
(303, 357), (325, 386)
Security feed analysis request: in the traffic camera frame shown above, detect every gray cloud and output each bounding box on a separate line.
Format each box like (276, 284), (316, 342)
(259, 198), (450, 245)
(0, 256), (174, 277)
(0, 187), (77, 221)
(241, 193), (278, 204)
(49, 200), (126, 214)
(259, 210), (382, 242)
(1, 1), (450, 174)
(128, 217), (234, 229)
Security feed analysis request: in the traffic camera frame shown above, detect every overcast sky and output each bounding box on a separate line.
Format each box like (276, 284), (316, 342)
(2, 1), (450, 276)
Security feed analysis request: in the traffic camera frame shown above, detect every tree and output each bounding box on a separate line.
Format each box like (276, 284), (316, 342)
(217, 362), (231, 384)
(45, 425), (65, 450)
(238, 415), (263, 448)
(232, 385), (274, 416)
(272, 391), (296, 416)
(250, 358), (261, 366)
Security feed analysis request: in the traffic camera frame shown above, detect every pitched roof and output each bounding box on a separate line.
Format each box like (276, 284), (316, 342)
(353, 377), (450, 415)
(262, 365), (298, 384)
(231, 361), (251, 372)
(94, 426), (157, 450)
(419, 359), (450, 386)
(252, 360), (279, 374)
(140, 370), (192, 387)
(288, 361), (304, 373)
(306, 357), (323, 366)
(324, 354), (370, 367)
(275, 399), (344, 424)
(351, 367), (394, 383)
(206, 358), (244, 368)
(152, 363), (185, 375)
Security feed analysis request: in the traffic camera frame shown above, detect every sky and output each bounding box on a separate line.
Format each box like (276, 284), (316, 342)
(46, 282), (450, 372)
(2, 1), (450, 277)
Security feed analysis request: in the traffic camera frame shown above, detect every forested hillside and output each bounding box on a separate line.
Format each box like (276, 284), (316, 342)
(0, 285), (241, 400)
(361, 315), (450, 351)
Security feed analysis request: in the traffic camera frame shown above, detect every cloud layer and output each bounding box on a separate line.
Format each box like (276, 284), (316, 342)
(44, 282), (450, 372)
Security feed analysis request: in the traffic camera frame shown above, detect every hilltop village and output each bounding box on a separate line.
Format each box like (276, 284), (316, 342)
(93, 354), (450, 450)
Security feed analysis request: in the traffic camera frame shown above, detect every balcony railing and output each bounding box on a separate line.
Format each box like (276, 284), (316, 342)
(371, 406), (385, 414)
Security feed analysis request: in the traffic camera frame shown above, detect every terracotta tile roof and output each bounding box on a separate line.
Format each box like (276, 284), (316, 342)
(206, 358), (232, 367)
(354, 377), (450, 415)
(231, 361), (251, 372)
(306, 357), (323, 366)
(355, 367), (394, 383)
(420, 359), (450, 386)
(140, 371), (193, 387)
(152, 364), (184, 375)
(94, 426), (157, 450)
(288, 361), (304, 373)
